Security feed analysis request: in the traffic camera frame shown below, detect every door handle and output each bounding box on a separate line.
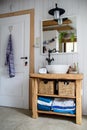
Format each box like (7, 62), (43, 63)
(20, 57), (28, 59)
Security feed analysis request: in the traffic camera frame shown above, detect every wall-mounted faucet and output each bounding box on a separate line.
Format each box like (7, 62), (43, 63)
(46, 48), (57, 65)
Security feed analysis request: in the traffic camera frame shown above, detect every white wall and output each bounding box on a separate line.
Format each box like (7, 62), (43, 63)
(0, 0), (87, 115)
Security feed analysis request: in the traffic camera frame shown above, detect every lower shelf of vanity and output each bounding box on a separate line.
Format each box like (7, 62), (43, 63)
(37, 110), (76, 117)
(37, 94), (76, 117)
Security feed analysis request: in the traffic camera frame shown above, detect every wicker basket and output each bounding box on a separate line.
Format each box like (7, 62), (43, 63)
(58, 81), (75, 96)
(38, 80), (54, 95)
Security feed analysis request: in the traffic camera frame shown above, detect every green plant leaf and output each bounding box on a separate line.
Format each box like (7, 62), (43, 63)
(70, 33), (75, 42)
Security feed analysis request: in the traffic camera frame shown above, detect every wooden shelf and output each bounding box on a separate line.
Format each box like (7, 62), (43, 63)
(37, 94), (76, 99)
(30, 73), (83, 80)
(37, 110), (76, 117)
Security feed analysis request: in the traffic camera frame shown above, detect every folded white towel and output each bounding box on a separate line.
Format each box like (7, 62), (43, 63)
(52, 98), (75, 107)
(38, 100), (52, 106)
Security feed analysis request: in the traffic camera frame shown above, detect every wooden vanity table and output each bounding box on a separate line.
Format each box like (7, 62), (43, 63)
(30, 73), (83, 125)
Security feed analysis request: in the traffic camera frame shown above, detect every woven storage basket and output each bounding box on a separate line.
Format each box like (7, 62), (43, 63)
(58, 81), (75, 96)
(38, 80), (54, 95)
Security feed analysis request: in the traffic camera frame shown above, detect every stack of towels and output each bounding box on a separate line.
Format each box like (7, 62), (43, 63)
(51, 98), (76, 114)
(37, 96), (53, 111)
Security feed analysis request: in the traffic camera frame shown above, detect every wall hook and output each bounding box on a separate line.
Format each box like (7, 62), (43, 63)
(9, 26), (13, 34)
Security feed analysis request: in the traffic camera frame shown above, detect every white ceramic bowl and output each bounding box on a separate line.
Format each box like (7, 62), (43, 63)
(46, 65), (69, 74)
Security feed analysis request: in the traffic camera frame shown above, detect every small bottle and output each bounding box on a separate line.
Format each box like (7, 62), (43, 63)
(76, 62), (79, 73)
(74, 63), (76, 71)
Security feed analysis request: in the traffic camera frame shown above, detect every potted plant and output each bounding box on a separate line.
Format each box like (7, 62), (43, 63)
(70, 33), (75, 42)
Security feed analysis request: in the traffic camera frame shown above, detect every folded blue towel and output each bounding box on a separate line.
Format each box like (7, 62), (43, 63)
(37, 104), (51, 111)
(53, 109), (76, 114)
(51, 105), (76, 110)
(38, 96), (53, 103)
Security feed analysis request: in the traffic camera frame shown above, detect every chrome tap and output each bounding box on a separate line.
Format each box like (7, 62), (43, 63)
(46, 49), (55, 65)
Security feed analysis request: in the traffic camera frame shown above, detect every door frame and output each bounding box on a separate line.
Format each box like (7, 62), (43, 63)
(0, 9), (34, 109)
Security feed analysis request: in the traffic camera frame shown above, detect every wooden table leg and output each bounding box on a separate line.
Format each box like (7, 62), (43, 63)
(76, 80), (82, 125)
(32, 78), (38, 118)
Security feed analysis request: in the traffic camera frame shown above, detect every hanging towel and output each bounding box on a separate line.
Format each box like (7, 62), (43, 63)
(5, 34), (15, 78)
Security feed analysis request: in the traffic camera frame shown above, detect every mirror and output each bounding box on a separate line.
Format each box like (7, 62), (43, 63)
(41, 16), (77, 54)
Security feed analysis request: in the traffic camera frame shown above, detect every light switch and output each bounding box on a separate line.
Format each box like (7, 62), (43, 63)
(35, 37), (40, 47)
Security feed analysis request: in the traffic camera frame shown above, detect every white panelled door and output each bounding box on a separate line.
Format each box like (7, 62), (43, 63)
(0, 14), (30, 109)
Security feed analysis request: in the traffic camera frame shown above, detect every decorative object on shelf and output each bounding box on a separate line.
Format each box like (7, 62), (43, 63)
(70, 33), (75, 42)
(38, 68), (47, 74)
(67, 63), (79, 74)
(59, 32), (76, 43)
(43, 36), (57, 45)
(59, 32), (67, 43)
(48, 3), (65, 25)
